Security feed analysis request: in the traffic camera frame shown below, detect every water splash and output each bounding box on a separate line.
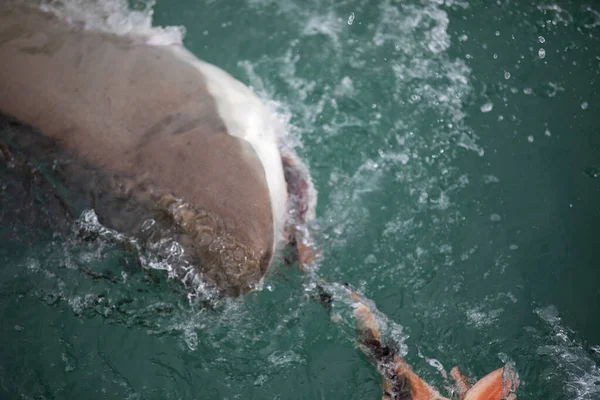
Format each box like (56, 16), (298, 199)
(74, 209), (223, 302)
(237, 1), (475, 285)
(34, 0), (185, 44)
(536, 306), (600, 400)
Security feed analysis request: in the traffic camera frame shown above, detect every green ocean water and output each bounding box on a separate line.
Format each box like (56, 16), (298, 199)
(1, 0), (599, 399)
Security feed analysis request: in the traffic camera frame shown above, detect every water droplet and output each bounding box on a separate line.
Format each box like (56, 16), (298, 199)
(581, 102), (589, 110)
(584, 167), (600, 178)
(504, 71), (511, 79)
(490, 214), (501, 222)
(538, 48), (546, 58)
(480, 102), (493, 113)
(538, 35), (546, 43)
(348, 12), (355, 25)
(364, 254), (377, 264)
(495, 31), (500, 36)
(527, 135), (534, 143)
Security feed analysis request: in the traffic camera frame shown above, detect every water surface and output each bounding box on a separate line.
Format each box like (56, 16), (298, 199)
(1, 0), (599, 398)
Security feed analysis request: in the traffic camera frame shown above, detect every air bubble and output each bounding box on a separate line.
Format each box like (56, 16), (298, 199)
(581, 102), (589, 110)
(504, 71), (511, 79)
(538, 36), (546, 43)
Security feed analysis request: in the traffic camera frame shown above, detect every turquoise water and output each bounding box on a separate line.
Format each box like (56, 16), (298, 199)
(1, 0), (599, 399)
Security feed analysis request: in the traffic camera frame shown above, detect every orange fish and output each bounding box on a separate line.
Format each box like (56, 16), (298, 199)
(293, 212), (519, 400)
(350, 291), (519, 400)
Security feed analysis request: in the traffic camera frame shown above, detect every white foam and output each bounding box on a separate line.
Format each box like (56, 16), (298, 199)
(536, 305), (600, 399)
(302, 13), (342, 48)
(465, 306), (503, 328)
(35, 0), (185, 45)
